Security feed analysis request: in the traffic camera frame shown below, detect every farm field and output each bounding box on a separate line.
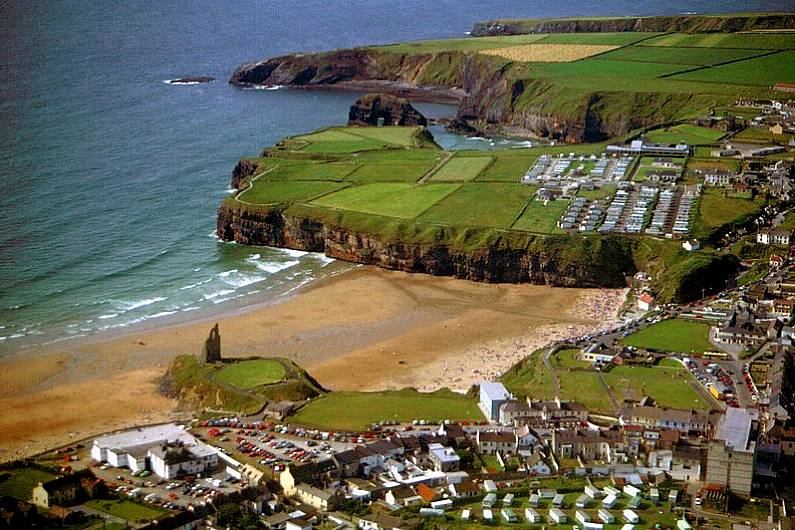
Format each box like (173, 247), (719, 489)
(238, 180), (347, 204)
(84, 499), (167, 523)
(480, 44), (619, 62)
(558, 370), (613, 412)
(672, 50), (795, 86)
(429, 155), (493, 182)
(511, 200), (568, 233)
(311, 182), (459, 219)
(476, 151), (535, 181)
(620, 318), (715, 353)
(294, 126), (423, 153)
(290, 389), (482, 431)
(256, 160), (358, 181)
(213, 359), (287, 389)
(418, 183), (535, 228)
(599, 45), (768, 66)
(347, 162), (435, 183)
(644, 124), (726, 145)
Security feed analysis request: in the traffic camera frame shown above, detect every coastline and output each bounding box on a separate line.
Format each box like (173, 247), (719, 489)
(0, 266), (625, 461)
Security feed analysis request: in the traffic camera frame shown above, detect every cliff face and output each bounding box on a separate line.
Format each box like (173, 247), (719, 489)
(471, 13), (795, 36)
(217, 203), (633, 287)
(230, 158), (258, 189)
(348, 93), (427, 126)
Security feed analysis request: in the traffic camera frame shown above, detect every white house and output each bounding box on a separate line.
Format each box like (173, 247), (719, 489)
(682, 239), (700, 252)
(638, 293), (655, 312)
(757, 228), (792, 245)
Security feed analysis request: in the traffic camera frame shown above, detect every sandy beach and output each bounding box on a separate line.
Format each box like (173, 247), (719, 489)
(0, 266), (625, 461)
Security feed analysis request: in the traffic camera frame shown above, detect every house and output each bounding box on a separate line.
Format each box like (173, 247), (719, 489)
(669, 444), (705, 482)
(280, 460), (340, 496)
(682, 240), (700, 252)
(31, 470), (97, 508)
(476, 431), (517, 455)
(448, 480), (479, 499)
(385, 485), (422, 507)
(415, 483), (441, 503)
(703, 172), (735, 187)
(293, 483), (343, 511)
(358, 513), (421, 530)
(427, 443), (460, 472)
(480, 382), (512, 421)
(757, 228), (792, 245)
(770, 254), (785, 268)
(619, 405), (716, 434)
(148, 441), (218, 479)
(770, 123), (785, 135)
(239, 463), (266, 486)
(523, 448), (551, 476)
(551, 429), (620, 463)
(638, 293), (655, 312)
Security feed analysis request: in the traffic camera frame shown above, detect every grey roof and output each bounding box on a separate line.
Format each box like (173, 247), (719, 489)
(715, 408), (757, 453)
(481, 382), (511, 401)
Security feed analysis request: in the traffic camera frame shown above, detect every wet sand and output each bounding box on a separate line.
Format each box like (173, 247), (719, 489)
(0, 266), (625, 461)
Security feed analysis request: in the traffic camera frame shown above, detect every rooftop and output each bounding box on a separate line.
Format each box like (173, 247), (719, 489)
(481, 382), (511, 402)
(714, 408), (756, 453)
(93, 423), (195, 452)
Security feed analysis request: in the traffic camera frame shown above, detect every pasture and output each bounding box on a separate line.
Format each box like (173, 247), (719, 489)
(238, 180), (347, 204)
(418, 183), (534, 228)
(311, 182), (459, 218)
(429, 155), (493, 182)
(645, 124), (726, 145)
(480, 44), (618, 62)
(511, 199), (568, 233)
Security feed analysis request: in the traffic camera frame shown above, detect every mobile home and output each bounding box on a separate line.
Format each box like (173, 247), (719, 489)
(623, 485), (641, 498)
(621, 525), (635, 530)
(420, 508), (444, 517)
(650, 488), (660, 502)
(668, 490), (679, 504)
(461, 510), (471, 521)
(598, 509), (615, 524)
(539, 489), (557, 499)
(529, 493), (540, 507)
(576, 494), (591, 508)
(550, 507), (567, 524)
(502, 508), (518, 523)
(585, 485), (603, 498)
(576, 510), (590, 524)
(484, 480), (498, 493)
(483, 493), (497, 508)
(623, 509), (639, 524)
(627, 496), (642, 509)
(483, 509), (493, 523)
(525, 508), (542, 523)
(584, 523), (605, 530)
(677, 519), (692, 530)
(431, 499), (453, 511)
(553, 493), (566, 507)
(604, 486), (621, 497)
(602, 494), (617, 508)
(503, 493), (515, 507)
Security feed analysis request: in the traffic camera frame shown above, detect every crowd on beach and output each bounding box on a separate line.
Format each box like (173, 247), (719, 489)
(415, 288), (627, 392)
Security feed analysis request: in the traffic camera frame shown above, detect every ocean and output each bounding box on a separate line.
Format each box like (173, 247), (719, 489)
(0, 0), (789, 352)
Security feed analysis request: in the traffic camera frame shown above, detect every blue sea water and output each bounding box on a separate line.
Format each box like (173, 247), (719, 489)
(0, 0), (790, 352)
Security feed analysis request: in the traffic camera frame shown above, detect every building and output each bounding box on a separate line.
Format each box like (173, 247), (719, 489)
(706, 408), (758, 496)
(682, 240), (700, 252)
(758, 228), (792, 245)
(293, 482), (343, 511)
(427, 443), (460, 472)
(480, 382), (512, 421)
(359, 513), (420, 530)
(704, 172), (735, 187)
(620, 405), (716, 434)
(148, 441), (219, 479)
(476, 431), (517, 456)
(31, 470), (97, 508)
(637, 293), (655, 312)
(770, 123), (785, 135)
(551, 429), (620, 463)
(607, 140), (690, 157)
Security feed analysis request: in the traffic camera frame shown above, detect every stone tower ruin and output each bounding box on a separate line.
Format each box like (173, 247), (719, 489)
(202, 323), (221, 363)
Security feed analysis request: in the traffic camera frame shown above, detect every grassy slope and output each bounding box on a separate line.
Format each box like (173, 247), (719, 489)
(213, 359), (287, 389)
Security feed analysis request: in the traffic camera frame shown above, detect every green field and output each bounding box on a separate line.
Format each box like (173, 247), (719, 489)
(695, 189), (765, 237)
(238, 180), (347, 204)
(257, 160), (359, 181)
(0, 467), (55, 500)
(599, 45), (768, 66)
(511, 199), (568, 233)
(558, 371), (613, 412)
(290, 389), (482, 430)
(84, 499), (167, 523)
(477, 151), (535, 181)
(213, 359), (287, 389)
(672, 50), (795, 86)
(620, 318), (715, 353)
(311, 182), (459, 218)
(552, 348), (590, 370)
(429, 155), (493, 182)
(604, 364), (711, 409)
(643, 32), (795, 49)
(418, 183), (534, 228)
(294, 126), (423, 153)
(645, 124), (725, 145)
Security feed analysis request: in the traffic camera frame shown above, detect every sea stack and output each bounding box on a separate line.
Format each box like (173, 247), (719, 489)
(348, 93), (427, 127)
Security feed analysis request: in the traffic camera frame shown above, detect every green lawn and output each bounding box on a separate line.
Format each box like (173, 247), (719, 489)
(477, 151), (535, 181)
(238, 180), (348, 204)
(0, 467), (55, 500)
(290, 389), (482, 430)
(429, 155), (493, 182)
(418, 183), (534, 228)
(620, 318), (715, 353)
(311, 182), (459, 218)
(552, 348), (590, 370)
(511, 199), (568, 233)
(84, 499), (167, 522)
(558, 371), (613, 412)
(344, 126), (424, 147)
(673, 50), (795, 86)
(645, 124), (725, 145)
(295, 129), (388, 153)
(599, 45), (768, 66)
(604, 364), (711, 409)
(213, 359), (287, 389)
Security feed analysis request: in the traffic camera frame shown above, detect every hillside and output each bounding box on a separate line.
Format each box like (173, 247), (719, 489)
(471, 12), (795, 36)
(230, 14), (795, 141)
(216, 125), (754, 303)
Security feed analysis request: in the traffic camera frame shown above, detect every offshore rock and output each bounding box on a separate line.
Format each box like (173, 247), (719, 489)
(347, 93), (427, 127)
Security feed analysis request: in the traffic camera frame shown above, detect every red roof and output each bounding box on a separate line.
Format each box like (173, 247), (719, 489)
(639, 293), (654, 304)
(415, 483), (441, 502)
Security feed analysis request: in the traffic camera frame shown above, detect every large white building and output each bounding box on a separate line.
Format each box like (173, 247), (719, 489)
(91, 423), (219, 479)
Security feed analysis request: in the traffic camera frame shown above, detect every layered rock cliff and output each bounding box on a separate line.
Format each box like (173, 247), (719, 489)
(348, 93), (427, 126)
